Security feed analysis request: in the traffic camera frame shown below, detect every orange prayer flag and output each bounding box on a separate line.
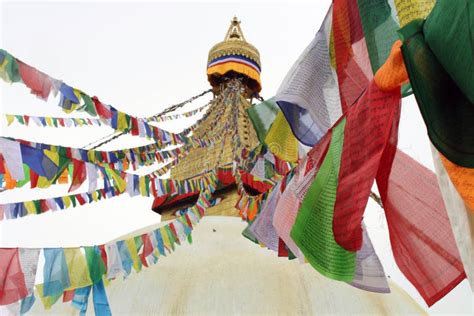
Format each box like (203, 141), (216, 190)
(4, 169), (16, 189)
(374, 40), (409, 91)
(440, 154), (474, 212)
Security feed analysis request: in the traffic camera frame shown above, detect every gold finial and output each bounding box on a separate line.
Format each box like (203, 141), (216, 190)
(224, 16), (246, 42)
(207, 16), (262, 93)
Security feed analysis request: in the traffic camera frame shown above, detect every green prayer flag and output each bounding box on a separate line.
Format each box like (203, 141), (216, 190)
(247, 98), (280, 143)
(400, 18), (474, 167)
(242, 223), (259, 244)
(70, 195), (77, 207)
(291, 119), (356, 281)
(16, 115), (24, 124)
(165, 226), (176, 251)
(80, 93), (98, 116)
(84, 246), (106, 284)
(33, 200), (41, 214)
(16, 164), (30, 188)
(0, 49), (21, 83)
(424, 0), (474, 103)
(357, 0), (400, 73)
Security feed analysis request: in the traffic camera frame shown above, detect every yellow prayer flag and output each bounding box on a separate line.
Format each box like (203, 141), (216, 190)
(24, 201), (37, 215)
(160, 227), (171, 253)
(92, 191), (99, 202)
(35, 284), (61, 310)
(5, 114), (14, 126)
(64, 248), (92, 290)
(37, 176), (53, 189)
(395, 0), (435, 27)
(87, 151), (96, 163)
(0, 59), (10, 83)
(139, 176), (146, 196)
(44, 150), (60, 165)
(117, 112), (129, 132)
(45, 117), (53, 127)
(265, 111), (298, 163)
(63, 196), (71, 209)
(125, 238), (141, 272)
(107, 168), (126, 193)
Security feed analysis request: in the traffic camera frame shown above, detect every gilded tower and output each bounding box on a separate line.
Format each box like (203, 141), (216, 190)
(154, 17), (262, 220)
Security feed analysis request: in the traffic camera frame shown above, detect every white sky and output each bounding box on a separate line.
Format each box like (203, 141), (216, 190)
(0, 1), (472, 314)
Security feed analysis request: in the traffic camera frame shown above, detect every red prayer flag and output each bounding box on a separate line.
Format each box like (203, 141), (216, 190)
(75, 194), (86, 205)
(68, 160), (86, 192)
(140, 234), (154, 268)
(17, 60), (52, 100)
(376, 148), (466, 306)
(40, 199), (49, 213)
(333, 81), (401, 251)
(305, 130), (332, 176)
(98, 245), (108, 272)
(0, 248), (28, 305)
(63, 289), (75, 302)
(29, 169), (39, 189)
(332, 0), (372, 112)
(184, 213), (193, 230)
(278, 238), (289, 258)
(0, 155), (5, 174)
(168, 223), (180, 245)
(131, 117), (139, 136)
(92, 96), (111, 119)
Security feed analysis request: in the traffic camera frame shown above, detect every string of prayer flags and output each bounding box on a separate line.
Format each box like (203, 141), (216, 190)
(0, 49), (187, 146)
(5, 114), (103, 128)
(0, 136), (188, 192)
(147, 103), (210, 122)
(0, 191), (213, 312)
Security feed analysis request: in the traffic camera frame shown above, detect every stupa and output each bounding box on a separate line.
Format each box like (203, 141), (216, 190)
(152, 17), (268, 220)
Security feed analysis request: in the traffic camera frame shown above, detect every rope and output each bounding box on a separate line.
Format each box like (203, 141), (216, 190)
(86, 131), (127, 150)
(370, 191), (383, 208)
(147, 89), (212, 121)
(81, 131), (122, 150)
(81, 89), (212, 150)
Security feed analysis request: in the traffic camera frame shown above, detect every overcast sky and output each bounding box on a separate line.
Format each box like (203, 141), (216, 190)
(0, 1), (472, 314)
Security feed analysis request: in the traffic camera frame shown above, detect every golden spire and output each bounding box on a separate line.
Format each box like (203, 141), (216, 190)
(224, 16), (246, 42)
